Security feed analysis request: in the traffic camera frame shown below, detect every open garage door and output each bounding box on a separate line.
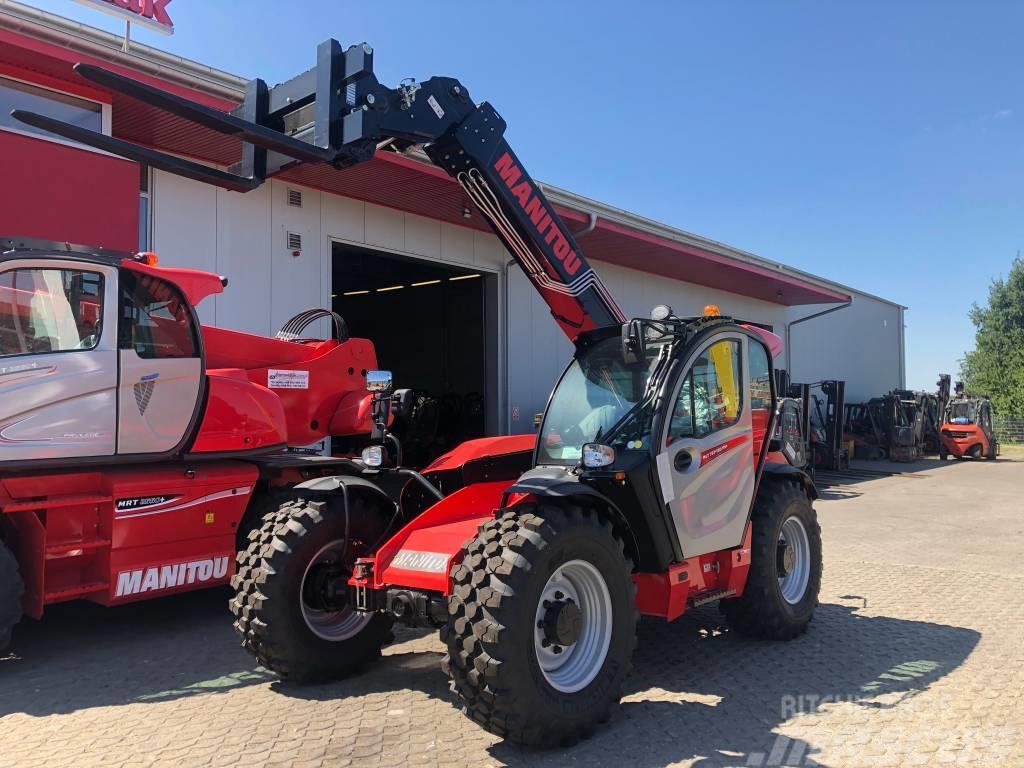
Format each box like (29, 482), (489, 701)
(332, 243), (497, 466)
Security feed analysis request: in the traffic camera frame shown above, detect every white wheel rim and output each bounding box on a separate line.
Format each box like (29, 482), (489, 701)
(534, 559), (613, 694)
(778, 516), (811, 605)
(301, 539), (372, 641)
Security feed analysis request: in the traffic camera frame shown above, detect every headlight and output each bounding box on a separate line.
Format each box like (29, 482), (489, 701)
(582, 443), (615, 468)
(361, 445), (384, 467)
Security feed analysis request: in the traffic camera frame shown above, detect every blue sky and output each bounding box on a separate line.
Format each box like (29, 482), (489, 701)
(27, 0), (1023, 390)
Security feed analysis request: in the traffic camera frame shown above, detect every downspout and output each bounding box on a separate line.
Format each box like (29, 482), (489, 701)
(501, 257), (515, 433)
(501, 211), (599, 433)
(574, 212), (599, 238)
(785, 298), (853, 377)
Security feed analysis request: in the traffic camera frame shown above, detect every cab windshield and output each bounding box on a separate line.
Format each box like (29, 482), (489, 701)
(947, 401), (976, 425)
(537, 335), (670, 465)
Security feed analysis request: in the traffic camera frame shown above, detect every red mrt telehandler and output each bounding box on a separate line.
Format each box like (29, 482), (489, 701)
(16, 41), (823, 746)
(0, 237), (394, 650)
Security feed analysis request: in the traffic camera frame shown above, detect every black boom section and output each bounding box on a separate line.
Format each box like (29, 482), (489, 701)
(11, 39), (623, 339)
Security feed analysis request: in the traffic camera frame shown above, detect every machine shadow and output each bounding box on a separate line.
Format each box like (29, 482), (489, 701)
(486, 602), (979, 767)
(0, 587), (274, 717)
(812, 487), (863, 501)
(0, 592), (980, 768)
(267, 601), (980, 767)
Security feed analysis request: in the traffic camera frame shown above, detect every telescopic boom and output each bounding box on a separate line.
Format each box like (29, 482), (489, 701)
(13, 41), (625, 340)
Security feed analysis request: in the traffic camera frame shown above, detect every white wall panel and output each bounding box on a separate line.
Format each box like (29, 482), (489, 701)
(270, 181), (323, 336)
(404, 213), (441, 259)
(364, 203), (405, 252)
(321, 194), (364, 243)
(214, 183), (273, 336)
(472, 231), (508, 271)
(151, 170), (218, 324)
(440, 222), (475, 266)
(786, 296), (904, 402)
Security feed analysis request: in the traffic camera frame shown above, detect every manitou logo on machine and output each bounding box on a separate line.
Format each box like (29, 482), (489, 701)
(493, 152), (582, 277)
(115, 556), (229, 597)
(390, 550), (449, 573)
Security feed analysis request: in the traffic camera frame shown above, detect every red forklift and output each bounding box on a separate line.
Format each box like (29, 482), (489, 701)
(939, 382), (998, 460)
(17, 42), (822, 747)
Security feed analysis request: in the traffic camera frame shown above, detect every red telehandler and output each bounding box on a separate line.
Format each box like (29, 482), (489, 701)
(17, 41), (822, 747)
(0, 236), (409, 650)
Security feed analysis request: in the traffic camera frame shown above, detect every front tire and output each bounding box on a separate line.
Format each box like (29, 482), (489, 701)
(230, 494), (393, 682)
(0, 540), (23, 653)
(722, 480), (822, 640)
(443, 503), (637, 748)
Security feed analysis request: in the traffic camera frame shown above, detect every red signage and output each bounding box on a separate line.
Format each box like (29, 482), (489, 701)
(71, 0), (175, 35)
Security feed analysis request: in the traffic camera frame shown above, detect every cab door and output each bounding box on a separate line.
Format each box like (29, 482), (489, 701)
(116, 269), (204, 455)
(0, 260), (118, 462)
(654, 333), (760, 557)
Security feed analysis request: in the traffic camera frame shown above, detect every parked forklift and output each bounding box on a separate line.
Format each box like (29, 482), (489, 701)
(18, 41), (823, 747)
(805, 380), (848, 471)
(845, 390), (924, 462)
(923, 374), (952, 454)
(939, 382), (998, 460)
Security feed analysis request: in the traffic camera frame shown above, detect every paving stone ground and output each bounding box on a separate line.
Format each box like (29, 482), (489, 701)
(2, 454), (1022, 767)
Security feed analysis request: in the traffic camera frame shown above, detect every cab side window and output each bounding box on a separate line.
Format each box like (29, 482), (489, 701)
(0, 268), (103, 357)
(749, 340), (771, 411)
(119, 271), (198, 359)
(668, 340), (743, 442)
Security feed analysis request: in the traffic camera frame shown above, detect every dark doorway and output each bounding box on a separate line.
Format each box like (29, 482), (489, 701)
(331, 243), (494, 466)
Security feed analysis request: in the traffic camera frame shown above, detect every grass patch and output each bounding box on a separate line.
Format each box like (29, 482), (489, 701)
(998, 442), (1024, 458)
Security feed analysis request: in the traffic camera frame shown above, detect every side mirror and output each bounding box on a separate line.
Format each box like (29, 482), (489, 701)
(582, 443), (615, 468)
(366, 370), (393, 393)
(621, 320), (646, 365)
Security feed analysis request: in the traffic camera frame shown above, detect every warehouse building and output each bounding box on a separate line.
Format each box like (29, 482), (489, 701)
(0, 1), (906, 448)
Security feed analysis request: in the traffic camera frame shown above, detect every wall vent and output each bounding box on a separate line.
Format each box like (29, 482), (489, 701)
(287, 231), (302, 252)
(287, 188), (303, 207)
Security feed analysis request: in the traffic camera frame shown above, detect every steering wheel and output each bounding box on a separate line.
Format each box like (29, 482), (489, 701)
(557, 423), (585, 446)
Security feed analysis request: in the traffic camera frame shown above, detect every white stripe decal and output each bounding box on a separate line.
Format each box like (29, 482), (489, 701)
(116, 486), (253, 519)
(458, 170), (625, 319)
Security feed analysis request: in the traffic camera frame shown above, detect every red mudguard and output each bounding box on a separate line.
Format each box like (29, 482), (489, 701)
(364, 480), (512, 595)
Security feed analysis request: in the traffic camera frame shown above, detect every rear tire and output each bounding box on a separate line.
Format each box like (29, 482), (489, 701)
(230, 494), (393, 682)
(443, 503), (637, 748)
(0, 539), (23, 653)
(722, 480), (822, 640)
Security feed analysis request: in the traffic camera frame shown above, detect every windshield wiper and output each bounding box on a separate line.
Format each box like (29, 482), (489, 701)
(595, 345), (672, 447)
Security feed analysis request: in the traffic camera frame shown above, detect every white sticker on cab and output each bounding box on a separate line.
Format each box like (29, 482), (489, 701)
(268, 369), (310, 389)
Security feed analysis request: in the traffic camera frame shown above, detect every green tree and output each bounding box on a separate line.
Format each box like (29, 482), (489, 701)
(961, 254), (1024, 416)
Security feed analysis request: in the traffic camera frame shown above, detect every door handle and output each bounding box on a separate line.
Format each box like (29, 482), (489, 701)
(674, 451), (693, 472)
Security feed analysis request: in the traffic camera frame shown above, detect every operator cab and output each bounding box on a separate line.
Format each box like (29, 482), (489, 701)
(528, 305), (779, 563)
(0, 241), (205, 465)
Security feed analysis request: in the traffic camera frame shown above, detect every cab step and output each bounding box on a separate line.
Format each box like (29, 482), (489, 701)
(0, 494), (113, 514)
(45, 538), (112, 557)
(44, 581), (109, 602)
